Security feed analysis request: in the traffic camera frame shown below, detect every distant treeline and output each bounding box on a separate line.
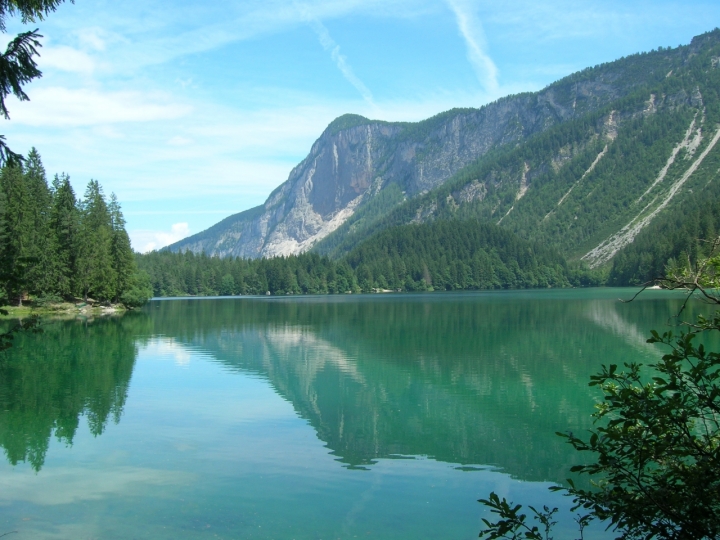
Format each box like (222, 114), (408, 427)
(138, 251), (357, 296)
(0, 149), (151, 307)
(138, 219), (601, 297)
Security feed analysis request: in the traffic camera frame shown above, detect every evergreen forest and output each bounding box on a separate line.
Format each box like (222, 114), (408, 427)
(608, 169), (720, 285)
(137, 219), (600, 297)
(0, 149), (151, 308)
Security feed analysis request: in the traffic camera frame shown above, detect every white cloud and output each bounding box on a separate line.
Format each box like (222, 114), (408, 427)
(445, 0), (499, 94)
(127, 210), (238, 215)
(39, 45), (96, 74)
(92, 125), (125, 139)
(75, 27), (108, 51)
(4, 88), (523, 213)
(131, 222), (191, 253)
(7, 87), (192, 127)
(167, 135), (193, 146)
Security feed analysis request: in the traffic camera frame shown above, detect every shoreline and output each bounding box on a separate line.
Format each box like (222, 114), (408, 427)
(1, 302), (127, 319)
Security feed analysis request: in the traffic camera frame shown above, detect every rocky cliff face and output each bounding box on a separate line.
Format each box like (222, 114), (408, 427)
(169, 33), (713, 259)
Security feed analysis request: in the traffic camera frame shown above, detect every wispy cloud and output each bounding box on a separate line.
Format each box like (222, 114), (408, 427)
(6, 87), (191, 127)
(445, 0), (499, 94)
(39, 45), (96, 74)
(45, 0), (426, 74)
(167, 135), (193, 146)
(483, 2), (633, 43)
(306, 17), (376, 108)
(126, 210), (238, 215)
(75, 27), (108, 51)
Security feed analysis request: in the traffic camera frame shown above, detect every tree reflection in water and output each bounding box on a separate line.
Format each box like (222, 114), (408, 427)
(0, 313), (150, 471)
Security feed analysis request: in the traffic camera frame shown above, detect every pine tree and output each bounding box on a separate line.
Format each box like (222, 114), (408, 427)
(108, 193), (135, 302)
(0, 164), (31, 305)
(0, 188), (9, 302)
(0, 149), (148, 307)
(23, 148), (53, 294)
(76, 180), (115, 302)
(48, 173), (77, 297)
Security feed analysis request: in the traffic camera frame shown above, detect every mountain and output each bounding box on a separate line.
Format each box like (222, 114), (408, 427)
(169, 30), (720, 270)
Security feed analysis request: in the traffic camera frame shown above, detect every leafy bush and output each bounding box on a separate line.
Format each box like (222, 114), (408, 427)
(33, 293), (64, 308)
(120, 271), (153, 309)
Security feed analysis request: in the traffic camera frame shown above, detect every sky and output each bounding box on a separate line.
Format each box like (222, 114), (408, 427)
(2, 0), (719, 252)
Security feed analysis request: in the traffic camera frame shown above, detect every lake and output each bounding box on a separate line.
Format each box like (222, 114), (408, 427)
(0, 289), (706, 539)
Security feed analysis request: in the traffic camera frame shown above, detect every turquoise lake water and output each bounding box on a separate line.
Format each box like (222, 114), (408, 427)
(0, 288), (708, 539)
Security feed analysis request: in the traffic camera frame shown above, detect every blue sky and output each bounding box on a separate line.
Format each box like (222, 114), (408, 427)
(2, 0), (719, 251)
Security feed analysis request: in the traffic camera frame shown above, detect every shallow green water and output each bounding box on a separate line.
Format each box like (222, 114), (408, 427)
(0, 289), (709, 539)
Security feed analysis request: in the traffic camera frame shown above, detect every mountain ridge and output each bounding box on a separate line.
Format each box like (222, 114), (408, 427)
(168, 29), (720, 266)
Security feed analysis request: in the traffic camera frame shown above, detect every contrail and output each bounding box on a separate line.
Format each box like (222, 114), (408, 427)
(307, 17), (376, 108)
(445, 0), (499, 94)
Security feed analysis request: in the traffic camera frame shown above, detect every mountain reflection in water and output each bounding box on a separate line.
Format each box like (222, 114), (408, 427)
(144, 291), (691, 483)
(0, 290), (700, 486)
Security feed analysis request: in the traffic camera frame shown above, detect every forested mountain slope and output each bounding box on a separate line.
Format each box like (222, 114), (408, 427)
(168, 30), (720, 262)
(344, 219), (586, 291)
(608, 168), (720, 285)
(317, 30), (720, 269)
(140, 219), (585, 296)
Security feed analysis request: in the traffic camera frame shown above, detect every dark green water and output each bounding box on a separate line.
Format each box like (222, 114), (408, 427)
(0, 289), (708, 539)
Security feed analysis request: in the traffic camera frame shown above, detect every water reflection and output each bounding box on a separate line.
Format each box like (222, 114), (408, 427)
(147, 290), (694, 483)
(0, 290), (703, 485)
(0, 314), (150, 471)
